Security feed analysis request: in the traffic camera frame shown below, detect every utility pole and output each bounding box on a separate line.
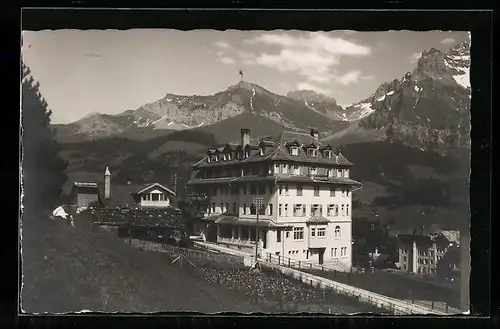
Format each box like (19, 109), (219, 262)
(252, 196), (264, 270)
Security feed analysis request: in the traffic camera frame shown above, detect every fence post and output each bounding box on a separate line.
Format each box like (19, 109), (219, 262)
(288, 258), (291, 267)
(278, 255), (281, 265)
(310, 263), (312, 270)
(445, 302), (448, 313)
(298, 261), (301, 269)
(268, 253), (271, 262)
(431, 300), (434, 309)
(322, 266), (324, 272)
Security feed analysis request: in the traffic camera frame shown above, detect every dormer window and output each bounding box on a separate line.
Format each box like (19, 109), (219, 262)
(291, 147), (299, 156)
(307, 148), (318, 157)
(259, 147), (264, 156)
(324, 150), (333, 158)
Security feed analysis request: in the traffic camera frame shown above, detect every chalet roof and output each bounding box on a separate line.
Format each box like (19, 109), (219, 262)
(135, 183), (176, 196)
(194, 130), (353, 169)
(306, 214), (330, 225)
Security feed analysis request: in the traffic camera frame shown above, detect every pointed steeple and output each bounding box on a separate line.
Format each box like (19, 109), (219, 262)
(105, 166), (111, 176)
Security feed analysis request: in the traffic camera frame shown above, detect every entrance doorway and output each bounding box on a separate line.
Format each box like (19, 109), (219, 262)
(318, 249), (324, 265)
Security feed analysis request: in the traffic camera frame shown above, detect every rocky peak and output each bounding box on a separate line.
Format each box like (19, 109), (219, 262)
(287, 90), (338, 105)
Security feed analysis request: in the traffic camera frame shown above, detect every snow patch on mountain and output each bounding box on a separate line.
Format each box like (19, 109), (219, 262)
(453, 67), (470, 89)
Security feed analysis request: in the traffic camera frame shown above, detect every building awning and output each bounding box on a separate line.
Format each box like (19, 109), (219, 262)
(204, 214), (275, 227)
(306, 214), (330, 225)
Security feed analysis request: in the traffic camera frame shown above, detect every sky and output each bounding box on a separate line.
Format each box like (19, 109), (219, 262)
(22, 29), (470, 124)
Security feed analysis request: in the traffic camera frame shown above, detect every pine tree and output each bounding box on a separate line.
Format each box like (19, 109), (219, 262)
(21, 60), (68, 215)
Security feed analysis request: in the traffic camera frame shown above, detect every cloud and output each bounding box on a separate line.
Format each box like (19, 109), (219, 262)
(215, 41), (232, 49)
(240, 32), (373, 86)
(408, 52), (422, 64)
(218, 57), (236, 65)
(440, 38), (456, 45)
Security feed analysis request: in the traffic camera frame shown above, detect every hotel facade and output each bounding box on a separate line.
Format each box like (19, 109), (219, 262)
(186, 128), (362, 271)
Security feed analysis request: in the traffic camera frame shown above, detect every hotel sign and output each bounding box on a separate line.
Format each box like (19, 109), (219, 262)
(311, 174), (330, 181)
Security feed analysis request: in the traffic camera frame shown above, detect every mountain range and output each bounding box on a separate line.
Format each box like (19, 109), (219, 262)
(53, 41), (470, 154)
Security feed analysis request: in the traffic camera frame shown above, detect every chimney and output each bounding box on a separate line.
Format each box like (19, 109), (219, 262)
(241, 128), (250, 148)
(104, 166), (111, 199)
(310, 128), (319, 140)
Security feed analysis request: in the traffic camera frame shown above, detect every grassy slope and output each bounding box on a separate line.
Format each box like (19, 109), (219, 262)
(21, 212), (263, 313)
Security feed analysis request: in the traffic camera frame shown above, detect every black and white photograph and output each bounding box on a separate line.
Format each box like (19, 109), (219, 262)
(20, 19), (474, 315)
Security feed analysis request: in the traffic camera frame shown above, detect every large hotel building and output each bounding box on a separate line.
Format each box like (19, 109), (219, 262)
(186, 128), (362, 271)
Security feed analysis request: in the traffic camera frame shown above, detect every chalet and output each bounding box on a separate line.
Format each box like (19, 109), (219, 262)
(70, 167), (176, 209)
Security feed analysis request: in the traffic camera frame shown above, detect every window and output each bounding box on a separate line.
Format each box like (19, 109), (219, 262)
(334, 248), (338, 257)
(269, 204), (273, 216)
(284, 204), (289, 216)
(297, 185), (303, 196)
(292, 165), (300, 176)
(277, 229), (281, 243)
(293, 204), (306, 217)
(328, 204), (335, 216)
(274, 163), (280, 174)
(227, 153), (232, 160)
(314, 186), (320, 196)
(250, 185), (257, 195)
(258, 203), (265, 215)
(286, 232), (290, 238)
(310, 167), (317, 176)
(250, 204), (257, 215)
(220, 203), (224, 213)
(282, 165), (288, 174)
(334, 225), (341, 238)
(293, 227), (304, 240)
(226, 203), (229, 213)
(307, 148), (318, 157)
(340, 247), (347, 257)
(331, 248), (334, 257)
(341, 204), (345, 215)
(279, 185), (283, 195)
(344, 169), (349, 178)
(311, 228), (316, 237)
(317, 228), (326, 237)
(311, 204), (321, 216)
(212, 203), (216, 213)
(279, 204), (282, 216)
(232, 203), (237, 214)
(259, 148), (264, 156)
(243, 204), (247, 215)
(335, 205), (339, 216)
(337, 169), (342, 177)
(152, 193), (160, 201)
(325, 150), (333, 158)
(291, 147), (299, 156)
(346, 205), (350, 216)
(330, 187), (335, 197)
(285, 185), (289, 195)
(403, 256), (407, 262)
(328, 169), (334, 177)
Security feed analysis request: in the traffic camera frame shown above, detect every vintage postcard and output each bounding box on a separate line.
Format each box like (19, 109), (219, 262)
(20, 15), (472, 315)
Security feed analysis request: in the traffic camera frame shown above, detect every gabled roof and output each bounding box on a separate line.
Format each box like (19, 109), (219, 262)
(306, 214), (330, 225)
(135, 183), (176, 196)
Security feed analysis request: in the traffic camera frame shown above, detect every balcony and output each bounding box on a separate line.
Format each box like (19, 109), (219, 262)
(308, 236), (328, 249)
